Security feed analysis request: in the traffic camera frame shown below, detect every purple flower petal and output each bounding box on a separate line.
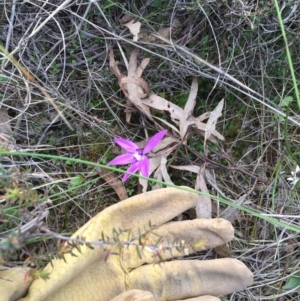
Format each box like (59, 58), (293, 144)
(122, 161), (142, 181)
(114, 137), (139, 153)
(108, 153), (135, 166)
(122, 173), (131, 181)
(143, 130), (167, 154)
(139, 156), (150, 177)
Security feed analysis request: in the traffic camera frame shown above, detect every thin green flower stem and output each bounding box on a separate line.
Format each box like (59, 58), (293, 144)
(273, 0), (300, 109)
(1, 150), (300, 233)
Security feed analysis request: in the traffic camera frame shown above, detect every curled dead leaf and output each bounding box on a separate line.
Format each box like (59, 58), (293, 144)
(109, 48), (153, 121)
(120, 76), (150, 99)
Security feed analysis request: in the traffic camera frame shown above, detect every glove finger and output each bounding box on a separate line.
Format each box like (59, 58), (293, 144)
(109, 292), (220, 301)
(122, 218), (234, 269)
(129, 258), (253, 300)
(109, 290), (155, 301)
(1, 266), (33, 301)
(177, 297), (220, 301)
(76, 187), (199, 240)
(17, 188), (199, 301)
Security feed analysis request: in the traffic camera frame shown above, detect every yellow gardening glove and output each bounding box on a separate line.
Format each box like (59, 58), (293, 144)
(2, 187), (253, 301)
(1, 266), (33, 301)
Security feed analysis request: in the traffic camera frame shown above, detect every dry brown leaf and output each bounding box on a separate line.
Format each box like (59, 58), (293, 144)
(120, 76), (150, 99)
(109, 48), (153, 122)
(170, 168), (218, 216)
(195, 166), (211, 219)
(127, 48), (139, 75)
(137, 58), (150, 77)
(172, 163), (246, 224)
(151, 163), (163, 190)
(143, 94), (182, 124)
(123, 20), (141, 41)
(139, 18), (180, 43)
(204, 99), (224, 147)
(220, 194), (247, 223)
(170, 164), (200, 173)
(96, 167), (128, 201)
(197, 112), (210, 122)
(152, 136), (177, 152)
(124, 49), (153, 120)
(170, 164), (211, 218)
(153, 116), (180, 134)
(0, 109), (15, 151)
(184, 77), (198, 116)
(109, 50), (223, 142)
(142, 81), (224, 143)
(160, 156), (173, 184)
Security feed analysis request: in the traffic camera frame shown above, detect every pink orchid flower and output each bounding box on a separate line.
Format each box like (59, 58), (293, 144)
(108, 130), (167, 181)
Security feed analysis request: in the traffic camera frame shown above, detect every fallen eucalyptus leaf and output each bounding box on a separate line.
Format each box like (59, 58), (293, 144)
(142, 83), (224, 143)
(204, 99), (224, 148)
(195, 166), (211, 219)
(109, 48), (153, 122)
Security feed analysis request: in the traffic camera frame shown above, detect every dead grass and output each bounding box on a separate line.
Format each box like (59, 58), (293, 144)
(1, 0), (300, 299)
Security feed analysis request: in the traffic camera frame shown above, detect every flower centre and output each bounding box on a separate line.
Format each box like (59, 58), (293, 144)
(133, 149), (143, 161)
